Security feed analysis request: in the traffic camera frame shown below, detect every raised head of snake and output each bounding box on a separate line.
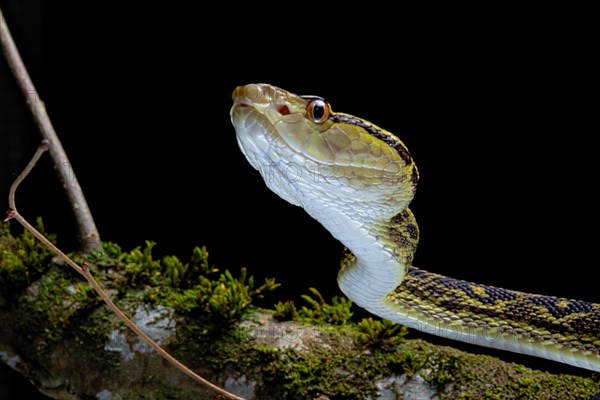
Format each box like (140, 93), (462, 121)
(230, 83), (600, 373)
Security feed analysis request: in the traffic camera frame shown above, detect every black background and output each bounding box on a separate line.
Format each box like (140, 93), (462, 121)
(1, 2), (598, 398)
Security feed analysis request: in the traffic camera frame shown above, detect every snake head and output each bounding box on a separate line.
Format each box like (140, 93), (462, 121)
(231, 83), (418, 218)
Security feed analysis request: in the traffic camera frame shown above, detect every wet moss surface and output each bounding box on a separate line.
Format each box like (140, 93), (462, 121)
(1, 221), (599, 399)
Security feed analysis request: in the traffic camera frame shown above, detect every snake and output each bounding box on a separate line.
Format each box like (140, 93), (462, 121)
(230, 83), (600, 372)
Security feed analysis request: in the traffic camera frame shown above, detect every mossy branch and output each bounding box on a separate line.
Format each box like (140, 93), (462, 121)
(4, 144), (245, 400)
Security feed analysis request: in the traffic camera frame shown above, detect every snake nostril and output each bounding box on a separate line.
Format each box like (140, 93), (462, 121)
(277, 105), (290, 115)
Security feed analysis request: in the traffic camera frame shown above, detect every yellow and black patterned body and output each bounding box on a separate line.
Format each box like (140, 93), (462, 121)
(230, 83), (600, 372)
(394, 267), (600, 369)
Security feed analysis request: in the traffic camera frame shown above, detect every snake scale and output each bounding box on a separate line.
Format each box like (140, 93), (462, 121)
(230, 83), (600, 372)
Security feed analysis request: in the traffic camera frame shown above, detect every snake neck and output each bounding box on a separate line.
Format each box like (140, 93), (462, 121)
(308, 200), (420, 309)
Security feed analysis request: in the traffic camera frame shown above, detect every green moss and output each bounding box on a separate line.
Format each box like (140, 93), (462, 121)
(122, 240), (162, 285)
(0, 249), (27, 287)
(156, 247), (280, 322)
(273, 300), (298, 321)
(410, 342), (600, 399)
(0, 218), (55, 294)
(274, 287), (353, 325)
(88, 241), (280, 323)
(355, 317), (407, 350)
(299, 287), (353, 325)
(20, 267), (102, 348)
(265, 346), (381, 399)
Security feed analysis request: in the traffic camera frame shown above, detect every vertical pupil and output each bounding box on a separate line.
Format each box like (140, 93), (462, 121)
(312, 103), (324, 120)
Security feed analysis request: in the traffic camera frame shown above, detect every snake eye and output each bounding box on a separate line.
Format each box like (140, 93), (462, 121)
(306, 99), (330, 124)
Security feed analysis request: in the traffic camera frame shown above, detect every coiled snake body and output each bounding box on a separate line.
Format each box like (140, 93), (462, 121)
(230, 83), (600, 372)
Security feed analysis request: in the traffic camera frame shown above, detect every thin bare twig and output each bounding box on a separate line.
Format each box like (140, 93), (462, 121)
(5, 141), (245, 400)
(0, 6), (100, 253)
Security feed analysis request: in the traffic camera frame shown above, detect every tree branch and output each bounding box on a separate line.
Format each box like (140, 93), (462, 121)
(0, 6), (100, 253)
